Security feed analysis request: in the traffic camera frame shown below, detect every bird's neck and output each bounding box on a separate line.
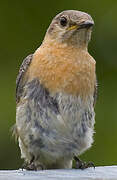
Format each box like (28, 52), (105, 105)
(65, 30), (90, 50)
(43, 34), (88, 51)
(43, 28), (92, 51)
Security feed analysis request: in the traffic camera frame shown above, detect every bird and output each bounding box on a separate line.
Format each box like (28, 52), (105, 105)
(14, 10), (97, 170)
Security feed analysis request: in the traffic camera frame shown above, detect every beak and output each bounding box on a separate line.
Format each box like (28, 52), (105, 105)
(78, 21), (94, 29)
(67, 25), (78, 31)
(67, 21), (94, 31)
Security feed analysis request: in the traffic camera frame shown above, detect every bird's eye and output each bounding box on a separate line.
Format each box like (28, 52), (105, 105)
(60, 17), (68, 27)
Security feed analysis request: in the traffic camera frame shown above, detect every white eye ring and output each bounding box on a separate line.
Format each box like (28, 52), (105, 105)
(60, 17), (68, 27)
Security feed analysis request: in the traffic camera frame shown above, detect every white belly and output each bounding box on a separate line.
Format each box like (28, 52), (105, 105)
(16, 91), (95, 163)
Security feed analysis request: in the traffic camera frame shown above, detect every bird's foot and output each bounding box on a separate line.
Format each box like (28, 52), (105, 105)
(24, 162), (37, 171)
(21, 156), (44, 171)
(22, 161), (45, 171)
(74, 156), (95, 170)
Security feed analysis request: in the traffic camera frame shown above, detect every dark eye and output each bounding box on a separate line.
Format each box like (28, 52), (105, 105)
(60, 17), (67, 27)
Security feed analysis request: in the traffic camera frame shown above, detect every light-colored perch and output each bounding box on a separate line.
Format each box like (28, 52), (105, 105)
(0, 166), (117, 180)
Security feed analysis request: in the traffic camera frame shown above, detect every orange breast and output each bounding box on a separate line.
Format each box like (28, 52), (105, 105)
(27, 42), (96, 99)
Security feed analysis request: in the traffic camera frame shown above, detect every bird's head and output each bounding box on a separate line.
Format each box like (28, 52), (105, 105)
(45, 10), (94, 48)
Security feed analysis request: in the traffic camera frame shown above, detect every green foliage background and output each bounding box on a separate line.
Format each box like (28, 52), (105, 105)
(0, 0), (117, 169)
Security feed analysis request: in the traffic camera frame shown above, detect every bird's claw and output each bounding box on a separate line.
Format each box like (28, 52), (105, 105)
(21, 161), (37, 171)
(74, 156), (95, 170)
(22, 162), (45, 171)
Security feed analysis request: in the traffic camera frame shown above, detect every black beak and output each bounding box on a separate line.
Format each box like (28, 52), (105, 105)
(78, 21), (94, 29)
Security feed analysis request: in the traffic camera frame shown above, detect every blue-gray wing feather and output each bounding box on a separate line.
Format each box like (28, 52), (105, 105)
(16, 54), (33, 103)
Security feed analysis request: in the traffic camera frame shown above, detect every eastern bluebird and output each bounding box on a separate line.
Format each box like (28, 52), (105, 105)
(14, 10), (97, 170)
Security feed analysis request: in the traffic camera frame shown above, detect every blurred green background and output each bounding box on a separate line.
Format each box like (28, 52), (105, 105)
(0, 0), (117, 169)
